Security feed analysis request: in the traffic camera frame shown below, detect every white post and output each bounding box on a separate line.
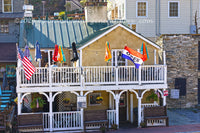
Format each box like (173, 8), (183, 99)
(49, 64), (52, 88)
(81, 108), (84, 131)
(126, 91), (129, 121)
(163, 89), (166, 106)
(80, 50), (82, 67)
(138, 97), (142, 127)
(115, 96), (120, 128)
(130, 94), (133, 123)
(116, 67), (118, 85)
(17, 93), (22, 115)
(48, 50), (51, 67)
(49, 92), (53, 132)
(164, 66), (167, 84)
(154, 49), (157, 65)
(109, 93), (112, 109)
(163, 51), (166, 65)
(139, 66), (141, 85)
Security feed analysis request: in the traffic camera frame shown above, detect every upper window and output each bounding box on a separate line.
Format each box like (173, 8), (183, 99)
(3, 0), (13, 13)
(168, 1), (179, 18)
(0, 20), (9, 33)
(112, 50), (127, 66)
(136, 1), (148, 17)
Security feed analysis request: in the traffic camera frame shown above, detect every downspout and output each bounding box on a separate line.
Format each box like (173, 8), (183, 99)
(158, 0), (161, 35)
(155, 0), (157, 35)
(190, 0), (192, 26)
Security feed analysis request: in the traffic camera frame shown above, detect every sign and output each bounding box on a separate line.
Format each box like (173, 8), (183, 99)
(77, 96), (87, 108)
(170, 89), (179, 99)
(164, 90), (168, 96)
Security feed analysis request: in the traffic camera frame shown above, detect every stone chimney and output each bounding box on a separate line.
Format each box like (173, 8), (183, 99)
(84, 0), (107, 22)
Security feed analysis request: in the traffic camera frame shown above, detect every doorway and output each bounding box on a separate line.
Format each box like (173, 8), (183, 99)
(119, 92), (127, 121)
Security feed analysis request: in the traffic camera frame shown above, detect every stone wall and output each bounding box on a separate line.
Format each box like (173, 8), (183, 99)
(157, 35), (200, 108)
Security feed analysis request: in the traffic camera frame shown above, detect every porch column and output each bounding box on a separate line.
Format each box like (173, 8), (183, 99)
(115, 97), (120, 128)
(130, 94), (133, 123)
(163, 89), (166, 106)
(154, 49), (157, 65)
(81, 108), (84, 131)
(138, 97), (142, 127)
(126, 91), (129, 121)
(49, 92), (53, 132)
(17, 93), (22, 115)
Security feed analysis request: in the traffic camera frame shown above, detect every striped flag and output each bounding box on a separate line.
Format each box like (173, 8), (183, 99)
(122, 46), (144, 69)
(105, 41), (112, 62)
(18, 47), (36, 80)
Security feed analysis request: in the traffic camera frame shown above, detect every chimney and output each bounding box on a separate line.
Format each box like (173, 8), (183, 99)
(84, 0), (107, 22)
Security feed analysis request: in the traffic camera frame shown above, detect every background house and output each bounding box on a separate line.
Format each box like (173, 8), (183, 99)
(108, 0), (200, 38)
(0, 0), (24, 87)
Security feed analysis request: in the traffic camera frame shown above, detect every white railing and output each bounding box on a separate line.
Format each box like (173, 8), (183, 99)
(141, 102), (159, 121)
(18, 65), (166, 87)
(51, 67), (81, 85)
(19, 67), (49, 86)
(43, 113), (50, 130)
(52, 111), (82, 130)
(83, 66), (116, 85)
(107, 110), (116, 127)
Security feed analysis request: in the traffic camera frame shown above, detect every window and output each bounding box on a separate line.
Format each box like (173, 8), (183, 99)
(89, 93), (101, 105)
(112, 50), (127, 67)
(3, 0), (13, 13)
(136, 1), (148, 17)
(168, 1), (179, 17)
(0, 20), (9, 33)
(175, 78), (186, 96)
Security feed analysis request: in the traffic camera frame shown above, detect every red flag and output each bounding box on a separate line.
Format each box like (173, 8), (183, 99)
(53, 44), (59, 62)
(143, 43), (148, 61)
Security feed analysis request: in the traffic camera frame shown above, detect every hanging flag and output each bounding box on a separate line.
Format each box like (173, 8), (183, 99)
(60, 46), (66, 62)
(53, 44), (59, 62)
(36, 98), (39, 108)
(24, 45), (32, 62)
(57, 46), (63, 62)
(23, 96), (29, 104)
(71, 42), (79, 62)
(122, 46), (144, 69)
(104, 41), (112, 62)
(155, 90), (160, 98)
(141, 43), (149, 61)
(35, 41), (42, 62)
(18, 47), (36, 80)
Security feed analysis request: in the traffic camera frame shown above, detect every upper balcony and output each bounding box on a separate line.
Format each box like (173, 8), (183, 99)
(17, 65), (167, 92)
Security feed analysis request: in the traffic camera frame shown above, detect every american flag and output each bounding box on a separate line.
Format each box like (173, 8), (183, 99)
(18, 47), (36, 80)
(155, 90), (160, 98)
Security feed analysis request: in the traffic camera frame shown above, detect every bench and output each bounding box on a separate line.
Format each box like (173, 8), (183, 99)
(144, 106), (169, 127)
(18, 113), (43, 132)
(84, 110), (108, 132)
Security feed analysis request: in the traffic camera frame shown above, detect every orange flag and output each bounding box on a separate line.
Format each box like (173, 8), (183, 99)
(105, 41), (112, 62)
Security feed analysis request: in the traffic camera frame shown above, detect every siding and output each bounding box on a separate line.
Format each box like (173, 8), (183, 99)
(126, 0), (156, 37)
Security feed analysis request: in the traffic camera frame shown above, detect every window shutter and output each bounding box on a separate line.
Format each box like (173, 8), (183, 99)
(175, 78), (186, 96)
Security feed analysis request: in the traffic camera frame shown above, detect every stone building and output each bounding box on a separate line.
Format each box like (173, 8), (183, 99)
(157, 35), (200, 108)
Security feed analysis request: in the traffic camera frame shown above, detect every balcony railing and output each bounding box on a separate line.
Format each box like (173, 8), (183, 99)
(17, 65), (167, 87)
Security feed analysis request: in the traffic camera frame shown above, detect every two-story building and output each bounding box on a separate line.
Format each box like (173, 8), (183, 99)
(108, 0), (200, 38)
(17, 19), (168, 132)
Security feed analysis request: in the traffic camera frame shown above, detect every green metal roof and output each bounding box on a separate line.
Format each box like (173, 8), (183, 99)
(19, 20), (123, 48)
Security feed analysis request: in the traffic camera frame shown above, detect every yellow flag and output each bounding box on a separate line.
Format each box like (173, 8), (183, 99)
(104, 41), (112, 62)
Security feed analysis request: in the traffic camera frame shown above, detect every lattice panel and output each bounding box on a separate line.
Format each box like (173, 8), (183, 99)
(22, 94), (32, 112)
(56, 92), (77, 111)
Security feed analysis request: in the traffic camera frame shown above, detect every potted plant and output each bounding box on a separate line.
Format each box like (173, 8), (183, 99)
(63, 98), (70, 105)
(146, 92), (158, 102)
(31, 97), (45, 112)
(140, 122), (146, 128)
(111, 124), (118, 130)
(96, 96), (103, 103)
(100, 126), (106, 133)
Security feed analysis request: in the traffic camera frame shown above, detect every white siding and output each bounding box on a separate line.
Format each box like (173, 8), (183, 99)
(160, 0), (190, 34)
(126, 0), (156, 37)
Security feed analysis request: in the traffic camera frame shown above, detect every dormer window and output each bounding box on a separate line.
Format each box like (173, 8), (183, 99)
(3, 0), (13, 13)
